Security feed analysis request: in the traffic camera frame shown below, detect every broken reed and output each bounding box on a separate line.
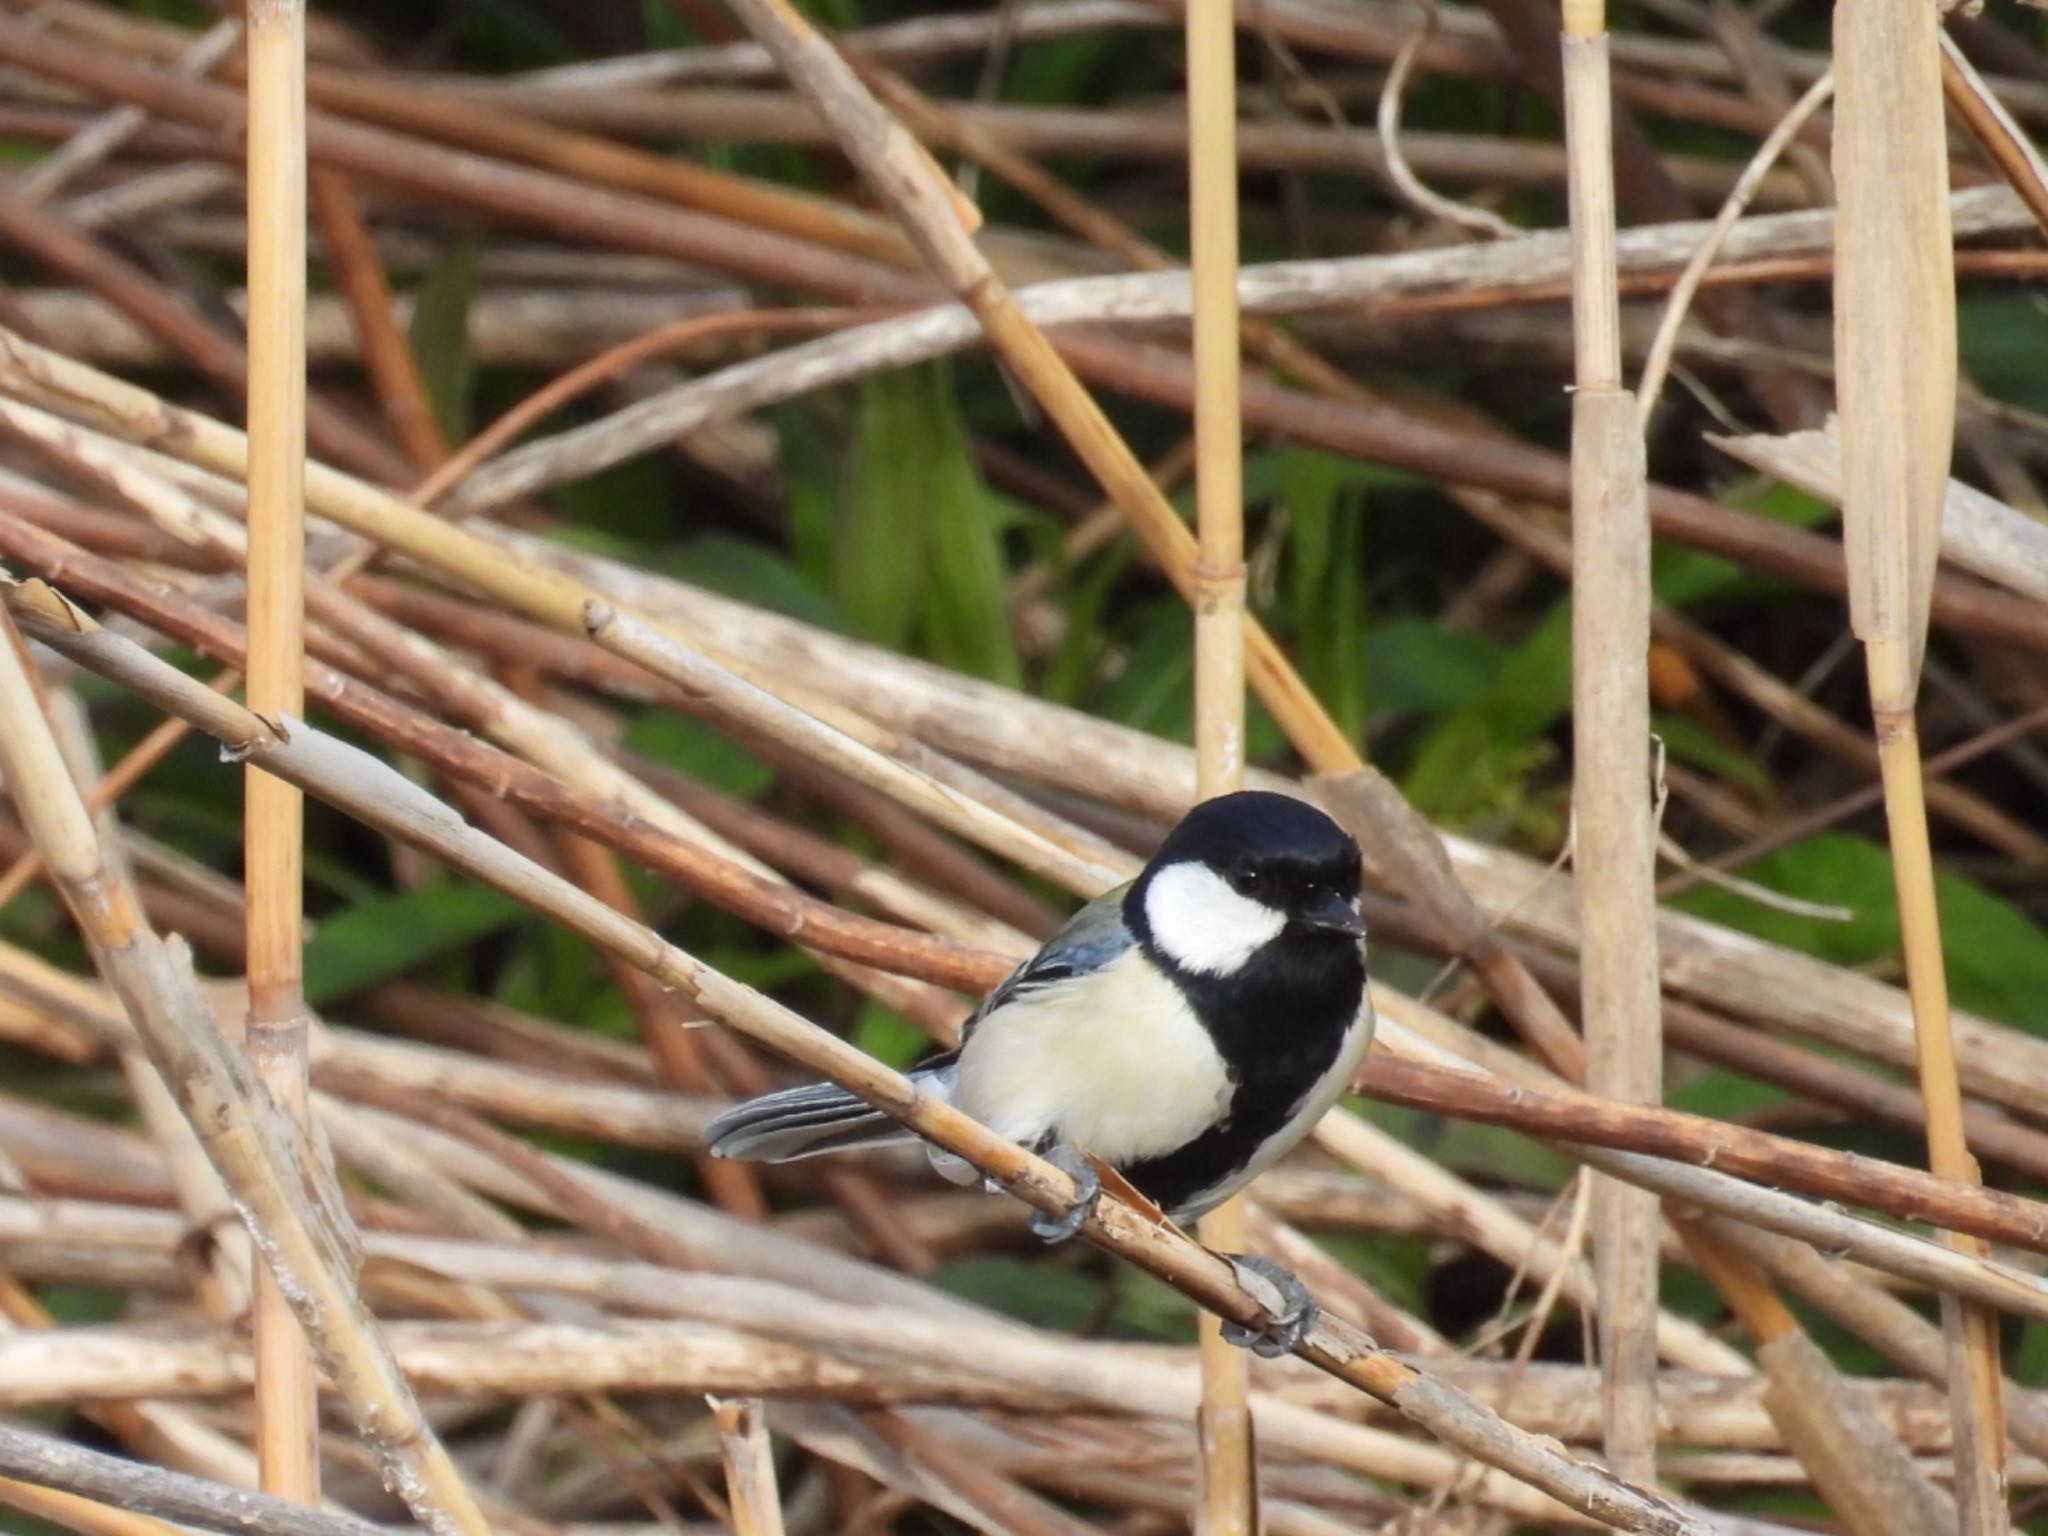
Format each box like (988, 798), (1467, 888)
(1833, 0), (2008, 1523)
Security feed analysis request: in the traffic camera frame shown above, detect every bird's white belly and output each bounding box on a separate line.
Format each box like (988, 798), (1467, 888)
(951, 946), (1234, 1165)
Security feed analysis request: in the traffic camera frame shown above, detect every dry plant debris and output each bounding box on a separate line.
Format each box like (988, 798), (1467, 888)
(0, 2), (2044, 1534)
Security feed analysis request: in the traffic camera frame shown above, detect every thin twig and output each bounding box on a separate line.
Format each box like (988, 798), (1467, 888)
(1637, 68), (1834, 422)
(1375, 0), (1518, 238)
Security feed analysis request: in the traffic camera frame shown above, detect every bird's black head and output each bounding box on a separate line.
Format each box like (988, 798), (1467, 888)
(1127, 791), (1364, 979)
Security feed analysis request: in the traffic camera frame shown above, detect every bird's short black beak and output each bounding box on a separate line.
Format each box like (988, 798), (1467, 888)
(1300, 888), (1365, 937)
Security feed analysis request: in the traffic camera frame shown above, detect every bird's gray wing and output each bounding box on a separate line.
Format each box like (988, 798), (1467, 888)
(962, 882), (1135, 1041)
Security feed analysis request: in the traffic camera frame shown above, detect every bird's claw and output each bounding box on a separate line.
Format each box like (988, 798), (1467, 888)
(1029, 1143), (1101, 1244)
(1220, 1254), (1319, 1359)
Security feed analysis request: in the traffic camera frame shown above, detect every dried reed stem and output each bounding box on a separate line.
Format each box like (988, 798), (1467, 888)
(713, 1398), (787, 1536)
(306, 169), (446, 474)
(1183, 0), (1254, 1525)
(0, 1423), (385, 1536)
(0, 1473), (188, 1536)
(242, 0), (317, 1504)
(1834, 0), (2007, 1524)
(1940, 34), (2048, 239)
(1561, 0), (1660, 1487)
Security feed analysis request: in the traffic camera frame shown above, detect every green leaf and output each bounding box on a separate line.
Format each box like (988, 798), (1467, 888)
(1653, 713), (1770, 795)
(839, 365), (1020, 683)
(838, 369), (935, 650)
(304, 883), (527, 1006)
(1401, 603), (1571, 827)
(1094, 602), (1195, 742)
(1960, 294), (2048, 415)
(1037, 540), (1136, 705)
(622, 710), (775, 801)
(1276, 446), (1369, 742)
(1668, 1068), (1789, 1120)
(406, 229), (479, 448)
(1359, 619), (1506, 717)
(667, 533), (843, 631)
(1672, 832), (2048, 1034)
(921, 480), (1024, 687)
(1654, 482), (1834, 609)
(852, 1002), (930, 1069)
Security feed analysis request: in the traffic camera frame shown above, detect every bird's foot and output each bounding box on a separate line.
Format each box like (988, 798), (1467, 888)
(1220, 1254), (1319, 1359)
(1029, 1143), (1101, 1244)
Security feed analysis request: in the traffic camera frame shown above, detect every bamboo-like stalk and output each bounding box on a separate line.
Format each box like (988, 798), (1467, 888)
(1833, 2), (2007, 1528)
(713, 1398), (787, 1536)
(1183, 0), (1253, 1526)
(242, 0), (318, 1504)
(1560, 0), (1660, 1488)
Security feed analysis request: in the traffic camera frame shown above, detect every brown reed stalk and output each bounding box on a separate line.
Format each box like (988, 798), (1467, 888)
(1834, 3), (2007, 1527)
(306, 169), (446, 475)
(1559, 0), (1660, 1487)
(241, 0), (318, 1505)
(1182, 0), (1254, 1524)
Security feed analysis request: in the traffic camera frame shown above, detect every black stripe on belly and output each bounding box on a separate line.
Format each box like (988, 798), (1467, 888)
(1113, 938), (1363, 1220)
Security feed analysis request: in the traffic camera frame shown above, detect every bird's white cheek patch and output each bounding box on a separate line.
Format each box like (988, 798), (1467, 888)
(1143, 862), (1286, 976)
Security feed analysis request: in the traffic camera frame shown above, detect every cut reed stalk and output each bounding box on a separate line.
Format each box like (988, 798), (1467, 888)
(1560, 0), (1660, 1488)
(1183, 0), (1254, 1523)
(241, 0), (318, 1506)
(713, 1398), (787, 1536)
(1833, 1), (2008, 1526)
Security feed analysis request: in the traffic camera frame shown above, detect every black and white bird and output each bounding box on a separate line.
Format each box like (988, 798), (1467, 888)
(705, 789), (1374, 1354)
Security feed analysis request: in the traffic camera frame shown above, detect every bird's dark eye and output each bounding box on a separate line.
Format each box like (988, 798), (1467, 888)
(1231, 867), (1264, 896)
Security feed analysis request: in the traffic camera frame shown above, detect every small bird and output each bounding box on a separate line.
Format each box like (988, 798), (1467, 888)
(705, 789), (1374, 1354)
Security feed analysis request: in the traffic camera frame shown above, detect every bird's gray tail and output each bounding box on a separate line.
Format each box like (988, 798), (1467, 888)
(704, 1059), (955, 1164)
